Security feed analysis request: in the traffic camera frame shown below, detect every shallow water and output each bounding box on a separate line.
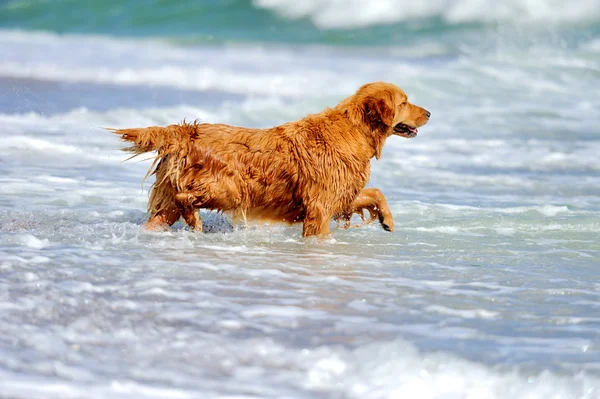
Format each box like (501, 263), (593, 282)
(1, 1), (600, 397)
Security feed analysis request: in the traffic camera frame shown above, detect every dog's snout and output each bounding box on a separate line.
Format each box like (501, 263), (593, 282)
(425, 110), (431, 118)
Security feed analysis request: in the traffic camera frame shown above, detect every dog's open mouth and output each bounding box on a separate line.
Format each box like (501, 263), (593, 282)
(393, 123), (418, 138)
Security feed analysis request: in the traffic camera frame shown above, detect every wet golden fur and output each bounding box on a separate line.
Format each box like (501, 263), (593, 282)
(111, 82), (430, 237)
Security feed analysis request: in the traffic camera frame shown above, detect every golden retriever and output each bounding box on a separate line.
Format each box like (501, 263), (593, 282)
(111, 82), (430, 237)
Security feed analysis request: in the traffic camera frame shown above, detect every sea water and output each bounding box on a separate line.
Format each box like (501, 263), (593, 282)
(0, 1), (599, 398)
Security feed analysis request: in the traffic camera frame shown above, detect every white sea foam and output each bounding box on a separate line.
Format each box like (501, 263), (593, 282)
(302, 340), (599, 398)
(254, 0), (600, 29)
(16, 234), (50, 249)
(3, 28), (596, 105)
(0, 30), (370, 98)
(426, 304), (500, 319)
(0, 336), (597, 399)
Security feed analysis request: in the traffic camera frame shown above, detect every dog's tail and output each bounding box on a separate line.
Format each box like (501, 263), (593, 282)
(108, 121), (197, 158)
(109, 121), (200, 190)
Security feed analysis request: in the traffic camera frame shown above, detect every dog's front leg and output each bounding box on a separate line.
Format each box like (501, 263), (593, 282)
(348, 188), (395, 232)
(302, 204), (332, 237)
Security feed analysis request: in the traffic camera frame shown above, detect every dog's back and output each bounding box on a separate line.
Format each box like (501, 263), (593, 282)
(112, 112), (372, 225)
(112, 119), (361, 229)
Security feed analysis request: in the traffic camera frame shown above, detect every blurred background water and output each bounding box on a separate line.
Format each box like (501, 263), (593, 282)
(0, 1), (599, 398)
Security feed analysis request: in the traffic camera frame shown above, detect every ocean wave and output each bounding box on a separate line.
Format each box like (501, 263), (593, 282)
(0, 30), (384, 98)
(254, 0), (600, 29)
(2, 0), (598, 47)
(2, 29), (597, 105)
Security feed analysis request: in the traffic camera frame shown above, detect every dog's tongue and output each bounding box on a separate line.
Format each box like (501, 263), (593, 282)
(410, 127), (418, 133)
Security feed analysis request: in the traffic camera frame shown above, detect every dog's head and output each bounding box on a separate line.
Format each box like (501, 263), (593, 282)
(339, 82), (430, 158)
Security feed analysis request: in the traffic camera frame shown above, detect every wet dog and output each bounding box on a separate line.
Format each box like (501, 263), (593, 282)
(111, 82), (430, 236)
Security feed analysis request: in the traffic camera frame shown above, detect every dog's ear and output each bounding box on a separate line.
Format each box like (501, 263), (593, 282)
(363, 92), (395, 159)
(364, 95), (394, 129)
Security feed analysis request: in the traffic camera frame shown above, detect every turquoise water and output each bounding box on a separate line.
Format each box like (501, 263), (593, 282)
(2, 0), (599, 46)
(0, 1), (599, 398)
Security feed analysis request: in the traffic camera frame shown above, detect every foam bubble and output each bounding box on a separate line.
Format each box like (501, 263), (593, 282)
(536, 205), (570, 217)
(17, 234), (50, 249)
(426, 305), (500, 319)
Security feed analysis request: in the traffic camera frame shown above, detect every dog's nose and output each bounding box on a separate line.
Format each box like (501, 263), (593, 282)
(425, 110), (431, 118)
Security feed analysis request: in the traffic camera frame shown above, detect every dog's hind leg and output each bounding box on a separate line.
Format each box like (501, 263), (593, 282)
(146, 205), (181, 231)
(145, 178), (181, 230)
(181, 208), (202, 232)
(175, 192), (203, 232)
